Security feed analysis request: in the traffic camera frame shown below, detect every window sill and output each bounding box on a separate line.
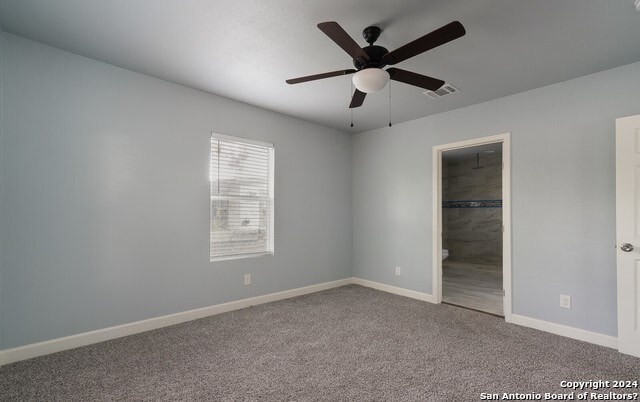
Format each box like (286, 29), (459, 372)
(210, 252), (274, 263)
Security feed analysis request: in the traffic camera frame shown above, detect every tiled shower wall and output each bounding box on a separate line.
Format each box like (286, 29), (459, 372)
(442, 152), (502, 264)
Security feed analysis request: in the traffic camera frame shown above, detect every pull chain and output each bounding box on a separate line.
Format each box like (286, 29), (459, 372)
(350, 81), (354, 128)
(388, 81), (392, 127)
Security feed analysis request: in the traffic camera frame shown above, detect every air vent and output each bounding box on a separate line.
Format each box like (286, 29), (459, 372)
(424, 84), (459, 99)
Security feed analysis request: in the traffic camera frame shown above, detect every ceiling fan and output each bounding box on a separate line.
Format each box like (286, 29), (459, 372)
(286, 21), (466, 108)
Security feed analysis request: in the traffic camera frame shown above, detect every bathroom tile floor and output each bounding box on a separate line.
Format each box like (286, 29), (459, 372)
(442, 260), (503, 316)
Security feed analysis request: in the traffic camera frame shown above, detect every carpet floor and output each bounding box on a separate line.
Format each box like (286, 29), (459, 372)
(1, 285), (638, 401)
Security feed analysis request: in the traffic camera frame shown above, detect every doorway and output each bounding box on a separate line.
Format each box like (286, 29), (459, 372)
(432, 133), (512, 321)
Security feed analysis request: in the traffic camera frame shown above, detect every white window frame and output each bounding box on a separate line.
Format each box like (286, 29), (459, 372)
(210, 132), (274, 261)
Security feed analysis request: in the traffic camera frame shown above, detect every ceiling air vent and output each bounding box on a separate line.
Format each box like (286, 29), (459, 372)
(424, 84), (459, 99)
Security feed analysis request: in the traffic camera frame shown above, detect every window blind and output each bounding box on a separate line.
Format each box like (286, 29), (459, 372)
(210, 134), (274, 260)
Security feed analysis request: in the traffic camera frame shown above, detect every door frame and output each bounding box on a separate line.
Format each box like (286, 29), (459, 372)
(432, 133), (512, 322)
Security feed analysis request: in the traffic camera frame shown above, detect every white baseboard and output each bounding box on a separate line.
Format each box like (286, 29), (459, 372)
(352, 277), (436, 303)
(350, 278), (618, 350)
(0, 278), (620, 366)
(511, 314), (618, 349)
(0, 278), (352, 366)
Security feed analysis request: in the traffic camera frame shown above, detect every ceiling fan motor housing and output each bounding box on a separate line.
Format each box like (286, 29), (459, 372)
(354, 45), (388, 70)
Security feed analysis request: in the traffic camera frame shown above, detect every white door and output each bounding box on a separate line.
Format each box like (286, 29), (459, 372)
(616, 114), (640, 357)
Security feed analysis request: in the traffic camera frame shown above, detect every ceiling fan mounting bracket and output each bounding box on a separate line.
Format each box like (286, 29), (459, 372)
(362, 26), (381, 45)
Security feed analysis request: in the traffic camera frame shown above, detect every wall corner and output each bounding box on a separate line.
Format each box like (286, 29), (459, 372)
(0, 27), (5, 349)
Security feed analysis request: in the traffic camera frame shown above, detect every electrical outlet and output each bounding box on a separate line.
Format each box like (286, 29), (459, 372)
(244, 274), (251, 285)
(560, 294), (571, 309)
(395, 266), (401, 276)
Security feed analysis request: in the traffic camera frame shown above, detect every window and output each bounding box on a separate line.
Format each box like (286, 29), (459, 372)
(210, 133), (274, 260)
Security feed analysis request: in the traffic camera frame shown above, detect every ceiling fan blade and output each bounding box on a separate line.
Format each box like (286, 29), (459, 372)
(349, 89), (366, 108)
(317, 21), (370, 62)
(286, 69), (356, 84)
(382, 21), (466, 66)
(387, 68), (445, 91)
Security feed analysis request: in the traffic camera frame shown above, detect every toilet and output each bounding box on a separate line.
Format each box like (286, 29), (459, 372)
(442, 249), (449, 260)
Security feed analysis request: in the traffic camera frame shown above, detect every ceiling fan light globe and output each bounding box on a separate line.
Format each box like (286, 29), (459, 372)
(352, 68), (390, 93)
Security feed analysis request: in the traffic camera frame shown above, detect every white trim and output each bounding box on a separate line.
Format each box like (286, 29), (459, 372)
(0, 278), (622, 366)
(352, 277), (436, 303)
(511, 314), (618, 349)
(350, 278), (617, 349)
(432, 145), (443, 304)
(209, 251), (274, 262)
(432, 133), (513, 323)
(502, 135), (513, 321)
(0, 278), (352, 366)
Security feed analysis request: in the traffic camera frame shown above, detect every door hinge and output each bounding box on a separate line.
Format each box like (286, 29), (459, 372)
(503, 289), (506, 297)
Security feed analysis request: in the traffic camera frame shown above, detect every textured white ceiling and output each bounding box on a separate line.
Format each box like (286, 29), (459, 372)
(1, 0), (640, 133)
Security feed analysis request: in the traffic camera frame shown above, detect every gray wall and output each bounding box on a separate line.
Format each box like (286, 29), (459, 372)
(353, 61), (640, 336)
(443, 153), (502, 264)
(0, 27), (4, 347)
(3, 30), (639, 348)
(0, 34), (352, 349)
